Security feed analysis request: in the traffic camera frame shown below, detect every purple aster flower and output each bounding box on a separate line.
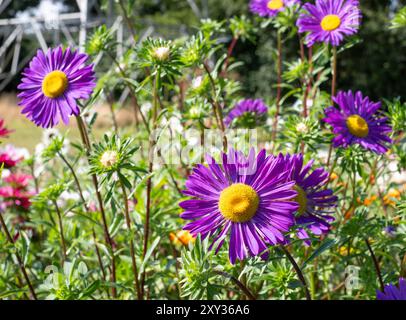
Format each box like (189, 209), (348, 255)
(281, 153), (337, 245)
(250, 0), (300, 18)
(18, 46), (96, 128)
(377, 278), (406, 300)
(224, 99), (268, 128)
(180, 148), (299, 264)
(323, 90), (392, 154)
(296, 0), (362, 47)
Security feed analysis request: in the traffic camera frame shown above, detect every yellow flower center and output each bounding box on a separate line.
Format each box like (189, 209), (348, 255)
(346, 115), (369, 138)
(293, 185), (308, 215)
(267, 0), (284, 10)
(218, 183), (259, 223)
(42, 70), (68, 98)
(320, 14), (341, 31)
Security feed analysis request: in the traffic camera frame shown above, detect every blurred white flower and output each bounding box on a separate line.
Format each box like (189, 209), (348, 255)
(42, 128), (61, 145)
(0, 144), (30, 161)
(192, 76), (203, 89)
(153, 46), (170, 61)
(296, 122), (309, 134)
(141, 102), (152, 114)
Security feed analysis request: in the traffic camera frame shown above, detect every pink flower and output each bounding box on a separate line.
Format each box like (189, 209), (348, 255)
(0, 186), (32, 210)
(0, 118), (13, 138)
(4, 173), (33, 189)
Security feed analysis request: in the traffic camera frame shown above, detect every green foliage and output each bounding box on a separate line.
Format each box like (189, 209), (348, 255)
(179, 236), (219, 299)
(0, 0), (405, 302)
(390, 6), (406, 29)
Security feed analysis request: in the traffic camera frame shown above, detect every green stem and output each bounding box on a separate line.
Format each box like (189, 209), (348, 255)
(53, 200), (67, 263)
(271, 31), (283, 147)
(57, 151), (88, 211)
(76, 115), (117, 298)
(119, 175), (142, 300)
(331, 46), (338, 102)
(106, 51), (150, 134)
(141, 71), (160, 298)
(203, 62), (227, 152)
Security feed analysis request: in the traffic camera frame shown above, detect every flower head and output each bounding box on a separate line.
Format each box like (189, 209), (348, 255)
(250, 0), (300, 17)
(169, 230), (195, 246)
(225, 99), (268, 128)
(0, 119), (12, 138)
(0, 173), (33, 211)
(18, 46), (96, 128)
(297, 0), (361, 47)
(153, 46), (170, 61)
(281, 154), (337, 245)
(376, 278), (406, 300)
(0, 187), (32, 211)
(323, 90), (392, 154)
(137, 38), (183, 77)
(100, 150), (119, 169)
(296, 122), (309, 134)
(4, 173), (33, 190)
(180, 148), (299, 264)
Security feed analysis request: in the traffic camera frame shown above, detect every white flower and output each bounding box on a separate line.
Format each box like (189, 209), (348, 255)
(0, 144), (30, 161)
(296, 122), (309, 134)
(42, 128), (61, 145)
(153, 46), (170, 61)
(100, 150), (118, 168)
(1, 169), (11, 178)
(192, 76), (203, 89)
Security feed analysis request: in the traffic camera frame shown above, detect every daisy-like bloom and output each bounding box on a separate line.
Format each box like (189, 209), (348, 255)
(376, 278), (406, 300)
(297, 0), (362, 47)
(225, 99), (268, 128)
(250, 0), (300, 17)
(180, 148), (299, 264)
(281, 154), (337, 245)
(0, 119), (12, 138)
(18, 46), (96, 128)
(324, 91), (392, 154)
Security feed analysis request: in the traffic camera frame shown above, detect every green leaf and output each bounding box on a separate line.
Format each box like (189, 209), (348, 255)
(139, 236), (161, 278)
(302, 239), (339, 268)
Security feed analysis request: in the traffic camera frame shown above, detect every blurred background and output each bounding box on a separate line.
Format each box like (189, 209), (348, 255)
(0, 0), (405, 150)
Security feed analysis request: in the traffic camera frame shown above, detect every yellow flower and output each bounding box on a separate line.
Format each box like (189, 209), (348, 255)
(329, 172), (338, 181)
(169, 230), (195, 246)
(383, 189), (402, 207)
(357, 195), (378, 206)
(338, 246), (355, 256)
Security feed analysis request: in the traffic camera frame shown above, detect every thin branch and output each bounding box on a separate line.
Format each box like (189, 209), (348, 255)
(119, 176), (142, 300)
(53, 200), (67, 263)
(214, 270), (256, 300)
(76, 115), (117, 298)
(281, 246), (312, 300)
(365, 238), (385, 292)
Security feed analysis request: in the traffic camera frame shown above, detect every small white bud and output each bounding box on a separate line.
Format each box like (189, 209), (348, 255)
(296, 122), (309, 134)
(153, 46), (170, 61)
(100, 150), (118, 168)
